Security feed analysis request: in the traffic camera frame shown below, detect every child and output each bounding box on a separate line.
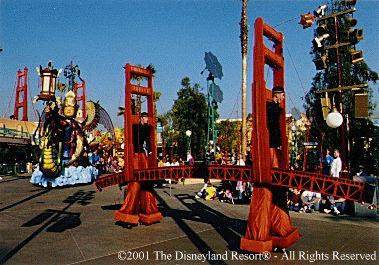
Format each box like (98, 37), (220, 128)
(220, 189), (234, 204)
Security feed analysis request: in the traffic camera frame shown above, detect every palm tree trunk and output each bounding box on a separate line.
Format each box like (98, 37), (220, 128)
(240, 0), (248, 159)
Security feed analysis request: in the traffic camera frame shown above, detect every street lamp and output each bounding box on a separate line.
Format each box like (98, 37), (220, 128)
(186, 130), (192, 154)
(326, 108), (343, 128)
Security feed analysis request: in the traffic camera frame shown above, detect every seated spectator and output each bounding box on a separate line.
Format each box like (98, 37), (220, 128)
(215, 151), (223, 164)
(352, 166), (378, 210)
(158, 158), (164, 167)
(205, 183), (217, 200)
(164, 158), (171, 167)
(300, 191), (321, 213)
(236, 154), (245, 166)
(195, 180), (210, 199)
(323, 196), (345, 215)
(235, 180), (245, 202)
(171, 157), (180, 166)
(288, 188), (302, 212)
(111, 156), (121, 173)
(241, 182), (253, 203)
(220, 188), (234, 204)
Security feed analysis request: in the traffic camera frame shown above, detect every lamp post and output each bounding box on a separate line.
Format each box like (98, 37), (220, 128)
(326, 108), (350, 172)
(186, 130), (192, 154)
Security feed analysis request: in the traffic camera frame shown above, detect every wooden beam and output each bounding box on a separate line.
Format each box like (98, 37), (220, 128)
(316, 83), (368, 93)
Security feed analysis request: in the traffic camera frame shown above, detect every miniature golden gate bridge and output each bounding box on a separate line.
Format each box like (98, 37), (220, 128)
(95, 18), (374, 253)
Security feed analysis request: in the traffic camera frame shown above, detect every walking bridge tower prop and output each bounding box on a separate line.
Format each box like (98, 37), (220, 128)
(95, 18), (374, 252)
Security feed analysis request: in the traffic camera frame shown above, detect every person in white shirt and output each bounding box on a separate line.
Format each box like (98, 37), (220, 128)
(324, 149), (343, 215)
(330, 149), (342, 177)
(300, 191), (321, 212)
(236, 154), (245, 166)
(171, 158), (180, 166)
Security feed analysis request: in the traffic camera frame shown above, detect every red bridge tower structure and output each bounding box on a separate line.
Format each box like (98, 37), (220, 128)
(13, 67), (28, 121)
(73, 80), (86, 119)
(240, 17), (299, 252)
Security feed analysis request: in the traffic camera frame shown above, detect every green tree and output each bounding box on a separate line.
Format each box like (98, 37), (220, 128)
(216, 120), (241, 155)
(304, 0), (378, 175)
(157, 112), (177, 159)
(171, 77), (208, 160)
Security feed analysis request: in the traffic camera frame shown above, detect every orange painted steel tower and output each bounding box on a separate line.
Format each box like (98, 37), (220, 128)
(114, 64), (162, 225)
(240, 17), (300, 252)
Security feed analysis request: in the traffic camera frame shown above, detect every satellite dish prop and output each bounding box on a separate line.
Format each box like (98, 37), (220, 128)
(201, 52), (223, 156)
(209, 83), (223, 103)
(202, 51), (223, 80)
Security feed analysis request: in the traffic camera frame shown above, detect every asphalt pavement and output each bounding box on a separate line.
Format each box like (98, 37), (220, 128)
(0, 174), (378, 265)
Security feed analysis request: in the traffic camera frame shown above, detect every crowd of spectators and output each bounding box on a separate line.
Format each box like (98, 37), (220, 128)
(91, 145), (376, 214)
(194, 151), (254, 204)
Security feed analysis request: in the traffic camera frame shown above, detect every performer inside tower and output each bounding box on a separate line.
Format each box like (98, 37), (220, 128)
(266, 85), (289, 212)
(115, 111), (162, 225)
(266, 85), (285, 168)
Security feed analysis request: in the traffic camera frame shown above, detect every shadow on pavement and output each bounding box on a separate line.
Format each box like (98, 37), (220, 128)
(0, 190), (95, 264)
(46, 213), (81, 232)
(173, 194), (246, 251)
(156, 192), (232, 265)
(0, 176), (29, 184)
(21, 209), (82, 232)
(101, 204), (122, 210)
(0, 189), (51, 213)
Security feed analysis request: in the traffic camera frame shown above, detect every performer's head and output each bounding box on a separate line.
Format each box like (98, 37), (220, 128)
(272, 86), (285, 103)
(140, 112), (148, 125)
(333, 149), (340, 158)
(63, 91), (78, 118)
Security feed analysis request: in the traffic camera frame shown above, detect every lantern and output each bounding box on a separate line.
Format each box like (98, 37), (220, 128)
(37, 63), (59, 100)
(326, 108), (343, 128)
(299, 13), (315, 29)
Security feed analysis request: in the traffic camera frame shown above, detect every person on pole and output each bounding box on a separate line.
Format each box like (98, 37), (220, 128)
(115, 112), (162, 225)
(266, 86), (285, 168)
(132, 112), (152, 168)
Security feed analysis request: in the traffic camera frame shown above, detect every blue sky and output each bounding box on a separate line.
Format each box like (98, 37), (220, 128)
(0, 0), (378, 127)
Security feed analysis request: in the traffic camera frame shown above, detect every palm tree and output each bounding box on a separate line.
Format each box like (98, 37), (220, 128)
(240, 0), (248, 159)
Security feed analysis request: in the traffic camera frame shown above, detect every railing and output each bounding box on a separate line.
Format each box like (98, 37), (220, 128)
(94, 164), (375, 204)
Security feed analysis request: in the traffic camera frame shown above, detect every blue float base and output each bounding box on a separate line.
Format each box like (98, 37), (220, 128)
(30, 166), (99, 187)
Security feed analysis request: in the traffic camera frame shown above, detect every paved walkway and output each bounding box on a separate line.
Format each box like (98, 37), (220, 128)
(0, 174), (378, 265)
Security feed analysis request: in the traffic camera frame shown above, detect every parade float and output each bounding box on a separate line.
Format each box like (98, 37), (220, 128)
(30, 62), (114, 187)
